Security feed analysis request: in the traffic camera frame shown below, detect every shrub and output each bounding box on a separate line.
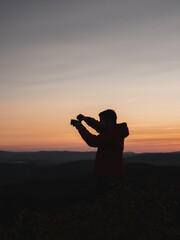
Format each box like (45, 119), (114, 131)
(0, 180), (180, 240)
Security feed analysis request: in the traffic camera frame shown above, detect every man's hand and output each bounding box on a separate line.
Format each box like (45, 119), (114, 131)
(77, 114), (86, 122)
(70, 119), (81, 129)
(75, 121), (81, 129)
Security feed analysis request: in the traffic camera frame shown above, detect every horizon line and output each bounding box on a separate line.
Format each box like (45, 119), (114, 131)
(0, 149), (180, 154)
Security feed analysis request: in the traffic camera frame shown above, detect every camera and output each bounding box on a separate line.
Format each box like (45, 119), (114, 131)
(71, 119), (80, 126)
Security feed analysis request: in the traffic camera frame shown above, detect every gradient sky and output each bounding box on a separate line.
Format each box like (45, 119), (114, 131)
(0, 0), (180, 152)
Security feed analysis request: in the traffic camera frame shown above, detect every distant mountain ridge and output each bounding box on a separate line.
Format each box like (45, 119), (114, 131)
(0, 150), (180, 166)
(0, 151), (96, 165)
(0, 150), (179, 186)
(124, 152), (180, 166)
(0, 150), (136, 165)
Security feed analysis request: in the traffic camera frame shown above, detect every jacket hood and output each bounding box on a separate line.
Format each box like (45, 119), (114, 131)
(102, 122), (129, 139)
(116, 122), (129, 138)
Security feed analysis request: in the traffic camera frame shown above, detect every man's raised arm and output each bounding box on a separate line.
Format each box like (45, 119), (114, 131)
(77, 114), (102, 133)
(75, 123), (119, 148)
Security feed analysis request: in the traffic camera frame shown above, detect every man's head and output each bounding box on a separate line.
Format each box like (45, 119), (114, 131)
(99, 109), (117, 128)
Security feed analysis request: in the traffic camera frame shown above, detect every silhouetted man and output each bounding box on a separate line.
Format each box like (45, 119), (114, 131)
(72, 109), (129, 199)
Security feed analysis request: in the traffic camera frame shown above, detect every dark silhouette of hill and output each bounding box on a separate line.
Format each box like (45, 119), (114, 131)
(125, 152), (180, 166)
(0, 157), (180, 227)
(0, 150), (137, 165)
(0, 161), (96, 226)
(0, 150), (97, 165)
(0, 159), (94, 185)
(0, 151), (179, 186)
(1, 150), (180, 166)
(0, 150), (179, 238)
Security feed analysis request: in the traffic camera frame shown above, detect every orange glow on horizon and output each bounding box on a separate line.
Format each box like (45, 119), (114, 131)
(1, 130), (179, 153)
(1, 104), (180, 153)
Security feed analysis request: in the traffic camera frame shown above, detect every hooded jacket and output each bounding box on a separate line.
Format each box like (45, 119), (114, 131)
(77, 117), (129, 178)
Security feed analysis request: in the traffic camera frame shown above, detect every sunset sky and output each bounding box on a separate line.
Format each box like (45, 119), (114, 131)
(0, 0), (180, 153)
